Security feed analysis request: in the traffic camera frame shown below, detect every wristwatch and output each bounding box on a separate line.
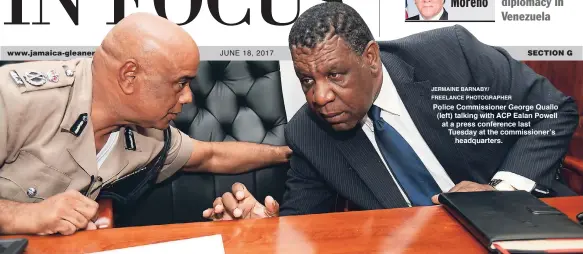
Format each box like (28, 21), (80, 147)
(488, 179), (515, 191)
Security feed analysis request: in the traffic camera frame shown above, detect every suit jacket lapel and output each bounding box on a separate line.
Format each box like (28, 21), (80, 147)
(333, 127), (409, 209)
(381, 51), (472, 184)
(441, 10), (449, 20)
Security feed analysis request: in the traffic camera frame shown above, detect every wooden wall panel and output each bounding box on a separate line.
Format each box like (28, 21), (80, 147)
(524, 61), (583, 194)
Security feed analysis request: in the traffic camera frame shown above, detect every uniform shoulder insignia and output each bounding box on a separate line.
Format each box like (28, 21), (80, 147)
(3, 59), (80, 93)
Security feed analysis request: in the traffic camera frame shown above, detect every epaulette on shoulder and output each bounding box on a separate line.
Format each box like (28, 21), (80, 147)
(3, 59), (80, 93)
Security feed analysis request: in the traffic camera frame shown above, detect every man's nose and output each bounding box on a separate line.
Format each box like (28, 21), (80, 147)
(178, 85), (193, 105)
(312, 82), (335, 107)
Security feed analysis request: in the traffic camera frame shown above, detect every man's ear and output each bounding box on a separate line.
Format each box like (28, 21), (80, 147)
(363, 41), (381, 76)
(118, 59), (138, 94)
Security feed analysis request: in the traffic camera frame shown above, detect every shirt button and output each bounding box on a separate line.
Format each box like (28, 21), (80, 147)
(27, 187), (37, 198)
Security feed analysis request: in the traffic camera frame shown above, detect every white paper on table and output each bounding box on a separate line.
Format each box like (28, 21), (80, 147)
(90, 234), (225, 254)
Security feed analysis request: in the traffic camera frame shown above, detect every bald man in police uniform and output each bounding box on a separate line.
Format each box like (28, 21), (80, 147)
(0, 13), (291, 236)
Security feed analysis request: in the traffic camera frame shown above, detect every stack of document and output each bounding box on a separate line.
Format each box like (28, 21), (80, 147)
(90, 234), (225, 254)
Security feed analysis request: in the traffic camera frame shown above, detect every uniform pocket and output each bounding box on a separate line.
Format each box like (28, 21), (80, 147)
(0, 151), (71, 202)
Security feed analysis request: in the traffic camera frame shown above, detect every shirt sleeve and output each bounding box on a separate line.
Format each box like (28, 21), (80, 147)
(155, 126), (194, 183)
(491, 171), (536, 192)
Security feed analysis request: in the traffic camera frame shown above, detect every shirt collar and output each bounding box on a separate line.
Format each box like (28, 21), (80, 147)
(362, 63), (401, 129)
(60, 58), (93, 132)
(420, 8), (444, 21)
(373, 63), (401, 116)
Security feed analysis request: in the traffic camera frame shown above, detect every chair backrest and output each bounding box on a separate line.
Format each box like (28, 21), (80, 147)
(117, 61), (289, 226)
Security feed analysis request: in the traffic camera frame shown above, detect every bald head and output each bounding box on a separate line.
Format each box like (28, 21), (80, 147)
(96, 12), (199, 74)
(92, 12), (198, 130)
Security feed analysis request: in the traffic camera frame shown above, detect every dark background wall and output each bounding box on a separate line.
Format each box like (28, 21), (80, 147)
(524, 61), (583, 194)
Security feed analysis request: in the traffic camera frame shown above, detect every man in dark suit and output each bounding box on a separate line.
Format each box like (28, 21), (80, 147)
(407, 0), (448, 21)
(202, 2), (578, 220)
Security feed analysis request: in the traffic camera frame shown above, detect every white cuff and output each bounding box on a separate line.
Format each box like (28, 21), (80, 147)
(492, 171), (536, 192)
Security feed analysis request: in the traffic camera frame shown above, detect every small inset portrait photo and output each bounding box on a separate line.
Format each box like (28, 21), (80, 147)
(406, 0), (495, 22)
(406, 0), (448, 21)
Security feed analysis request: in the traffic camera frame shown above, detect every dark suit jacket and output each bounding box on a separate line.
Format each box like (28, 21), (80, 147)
(279, 25), (579, 216)
(407, 9), (448, 21)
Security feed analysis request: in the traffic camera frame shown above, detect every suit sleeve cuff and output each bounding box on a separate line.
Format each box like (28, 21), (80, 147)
(492, 171), (536, 192)
(156, 128), (194, 183)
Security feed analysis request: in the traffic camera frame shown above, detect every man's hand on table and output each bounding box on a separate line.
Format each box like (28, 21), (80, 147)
(13, 190), (110, 235)
(431, 181), (495, 204)
(202, 183), (279, 221)
(203, 181), (494, 219)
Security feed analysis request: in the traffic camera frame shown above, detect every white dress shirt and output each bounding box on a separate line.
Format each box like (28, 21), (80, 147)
(361, 64), (536, 206)
(96, 131), (119, 170)
(419, 8), (444, 21)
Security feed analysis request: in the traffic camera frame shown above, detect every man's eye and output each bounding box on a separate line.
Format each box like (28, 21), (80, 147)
(178, 82), (187, 89)
(329, 73), (340, 79)
(301, 78), (314, 87)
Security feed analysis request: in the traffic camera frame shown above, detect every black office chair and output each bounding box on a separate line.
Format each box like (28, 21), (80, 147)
(0, 61), (23, 67)
(117, 61), (289, 226)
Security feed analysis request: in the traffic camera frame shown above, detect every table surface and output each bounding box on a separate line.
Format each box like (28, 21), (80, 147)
(1, 196), (581, 254)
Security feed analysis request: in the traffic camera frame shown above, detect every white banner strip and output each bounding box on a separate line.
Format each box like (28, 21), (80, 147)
(1, 46), (582, 61)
